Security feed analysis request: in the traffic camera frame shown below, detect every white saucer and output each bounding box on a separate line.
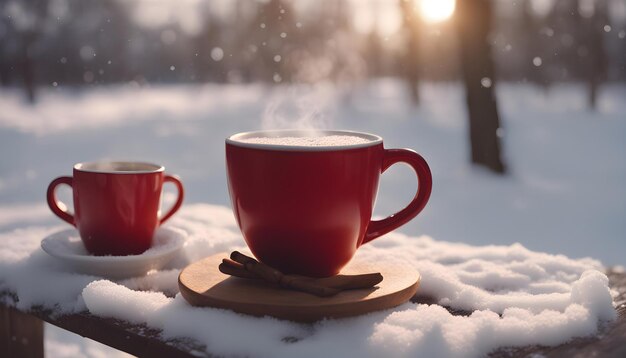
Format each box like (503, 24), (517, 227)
(41, 227), (187, 279)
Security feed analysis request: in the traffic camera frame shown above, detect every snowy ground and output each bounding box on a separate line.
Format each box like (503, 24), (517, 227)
(0, 81), (625, 356)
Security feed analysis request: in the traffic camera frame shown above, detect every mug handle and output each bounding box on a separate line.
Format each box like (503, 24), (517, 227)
(46, 176), (76, 226)
(362, 149), (432, 245)
(159, 174), (184, 225)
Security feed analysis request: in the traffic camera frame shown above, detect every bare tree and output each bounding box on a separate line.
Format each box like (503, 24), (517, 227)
(5, 0), (50, 103)
(0, 0), (14, 87)
(583, 0), (609, 109)
(399, 0), (421, 105)
(521, 0), (546, 87)
(455, 0), (506, 174)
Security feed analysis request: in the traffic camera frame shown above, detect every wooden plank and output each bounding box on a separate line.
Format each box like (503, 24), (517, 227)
(31, 309), (211, 358)
(0, 291), (209, 358)
(0, 305), (44, 358)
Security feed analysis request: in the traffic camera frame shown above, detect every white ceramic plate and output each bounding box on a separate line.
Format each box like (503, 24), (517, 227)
(41, 227), (187, 278)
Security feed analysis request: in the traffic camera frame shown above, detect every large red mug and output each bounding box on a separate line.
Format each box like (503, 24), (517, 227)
(47, 162), (184, 256)
(226, 130), (432, 277)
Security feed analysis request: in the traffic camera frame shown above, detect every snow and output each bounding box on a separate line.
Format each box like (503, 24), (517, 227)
(0, 81), (624, 356)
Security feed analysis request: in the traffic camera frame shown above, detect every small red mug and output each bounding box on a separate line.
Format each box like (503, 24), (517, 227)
(47, 162), (184, 256)
(226, 130), (432, 277)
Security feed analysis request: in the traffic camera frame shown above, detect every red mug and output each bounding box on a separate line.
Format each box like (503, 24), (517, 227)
(46, 162), (184, 256)
(226, 130), (432, 277)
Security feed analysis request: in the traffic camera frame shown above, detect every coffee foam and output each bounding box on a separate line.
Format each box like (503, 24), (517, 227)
(238, 135), (372, 147)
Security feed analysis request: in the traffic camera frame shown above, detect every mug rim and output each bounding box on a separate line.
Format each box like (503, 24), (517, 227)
(226, 129), (383, 152)
(74, 161), (165, 174)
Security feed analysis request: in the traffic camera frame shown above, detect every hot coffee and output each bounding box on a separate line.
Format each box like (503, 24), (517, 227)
(237, 135), (372, 147)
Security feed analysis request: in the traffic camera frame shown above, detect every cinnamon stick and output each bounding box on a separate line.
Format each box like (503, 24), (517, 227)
(224, 253), (383, 290)
(224, 251), (384, 297)
(219, 259), (258, 279)
(230, 251), (283, 284)
(220, 261), (383, 291)
(229, 251), (340, 297)
(302, 273), (383, 290)
(280, 275), (340, 297)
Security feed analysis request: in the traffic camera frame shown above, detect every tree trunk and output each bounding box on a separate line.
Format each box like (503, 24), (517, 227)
(455, 0), (506, 174)
(585, 0), (608, 110)
(20, 32), (36, 104)
(589, 77), (598, 109)
(0, 39), (11, 87)
(400, 0), (420, 105)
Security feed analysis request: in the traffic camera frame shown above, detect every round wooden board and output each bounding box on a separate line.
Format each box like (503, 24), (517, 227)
(178, 252), (420, 322)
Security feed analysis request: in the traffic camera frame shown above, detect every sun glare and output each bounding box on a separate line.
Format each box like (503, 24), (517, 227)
(418, 0), (456, 23)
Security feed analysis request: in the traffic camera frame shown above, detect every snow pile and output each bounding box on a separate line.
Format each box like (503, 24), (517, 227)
(0, 203), (616, 357)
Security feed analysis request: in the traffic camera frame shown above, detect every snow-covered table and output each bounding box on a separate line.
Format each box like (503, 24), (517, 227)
(3, 273), (626, 358)
(1, 204), (624, 357)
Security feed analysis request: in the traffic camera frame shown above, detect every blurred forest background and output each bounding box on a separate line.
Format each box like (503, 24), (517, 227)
(0, 0), (625, 266)
(1, 0), (624, 104)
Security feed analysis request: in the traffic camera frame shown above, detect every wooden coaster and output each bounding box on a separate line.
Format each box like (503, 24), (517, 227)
(178, 252), (420, 322)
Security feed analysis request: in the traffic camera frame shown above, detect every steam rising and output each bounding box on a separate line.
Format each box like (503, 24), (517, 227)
(261, 84), (337, 131)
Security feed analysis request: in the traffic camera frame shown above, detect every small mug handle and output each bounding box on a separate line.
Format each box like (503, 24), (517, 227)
(362, 149), (432, 245)
(159, 174), (184, 225)
(46, 176), (75, 226)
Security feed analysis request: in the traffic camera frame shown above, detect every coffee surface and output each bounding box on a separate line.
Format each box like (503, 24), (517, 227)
(238, 135), (372, 147)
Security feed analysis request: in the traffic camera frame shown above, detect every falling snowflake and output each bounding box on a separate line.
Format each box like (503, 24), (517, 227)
(480, 77), (492, 88)
(533, 57), (542, 67)
(260, 23), (266, 29)
(273, 55), (282, 63)
(170, 66), (175, 71)
(280, 32), (287, 38)
(603, 25), (611, 33)
(83, 71), (94, 83)
(52, 82), (58, 87)
(79, 46), (95, 61)
(273, 73), (282, 83)
(211, 47), (224, 61)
